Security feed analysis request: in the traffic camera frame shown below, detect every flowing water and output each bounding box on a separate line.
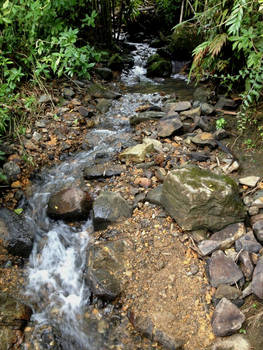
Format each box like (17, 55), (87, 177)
(23, 42), (193, 349)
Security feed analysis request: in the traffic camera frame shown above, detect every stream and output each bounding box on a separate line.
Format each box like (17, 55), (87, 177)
(23, 42), (194, 349)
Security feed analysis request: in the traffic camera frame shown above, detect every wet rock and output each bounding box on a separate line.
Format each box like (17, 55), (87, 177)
(157, 115), (183, 137)
(130, 111), (166, 126)
(211, 298), (245, 336)
(95, 67), (113, 81)
(93, 191), (132, 229)
(47, 187), (92, 221)
(3, 161), (21, 182)
(0, 292), (31, 328)
(166, 101), (191, 113)
(180, 106), (201, 118)
(214, 284), (242, 300)
(252, 255), (263, 299)
(146, 54), (172, 78)
(190, 132), (217, 148)
(85, 240), (126, 300)
(161, 165), (245, 231)
(235, 230), (262, 253)
(200, 102), (214, 115)
(253, 220), (263, 242)
(108, 53), (124, 70)
(0, 208), (34, 257)
(209, 334), (250, 350)
(188, 152), (210, 162)
(239, 176), (260, 187)
(145, 185), (163, 206)
(239, 250), (254, 281)
(83, 163), (125, 179)
(209, 250), (243, 287)
(86, 83), (121, 99)
(193, 87), (212, 103)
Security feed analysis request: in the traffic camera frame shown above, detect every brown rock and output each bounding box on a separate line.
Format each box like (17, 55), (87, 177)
(134, 177), (152, 188)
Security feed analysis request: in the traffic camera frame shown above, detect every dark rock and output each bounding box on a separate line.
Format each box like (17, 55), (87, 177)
(95, 67), (113, 81)
(130, 111), (166, 126)
(77, 106), (93, 118)
(108, 53), (124, 70)
(235, 230), (262, 253)
(213, 128), (229, 140)
(188, 152), (210, 162)
(85, 240), (126, 300)
(211, 298), (245, 336)
(0, 292), (31, 328)
(193, 87), (213, 103)
(96, 98), (112, 113)
(86, 83), (121, 100)
(215, 96), (238, 110)
(145, 185), (163, 206)
(63, 88), (75, 99)
(0, 208), (34, 257)
(3, 161), (21, 182)
(157, 115), (183, 137)
(215, 284), (242, 300)
(252, 255), (263, 299)
(253, 220), (263, 242)
(200, 102), (214, 115)
(84, 163), (125, 179)
(239, 250), (254, 281)
(146, 54), (172, 78)
(161, 165), (245, 232)
(47, 187), (92, 221)
(198, 240), (221, 256)
(190, 132), (217, 148)
(209, 250), (243, 287)
(93, 191), (132, 230)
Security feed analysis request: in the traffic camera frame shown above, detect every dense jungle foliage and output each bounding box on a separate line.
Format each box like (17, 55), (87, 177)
(0, 0), (262, 137)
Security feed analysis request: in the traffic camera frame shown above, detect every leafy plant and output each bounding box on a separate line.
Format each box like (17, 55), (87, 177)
(216, 117), (227, 130)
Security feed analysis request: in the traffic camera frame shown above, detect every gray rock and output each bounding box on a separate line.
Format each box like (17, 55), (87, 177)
(47, 187), (92, 221)
(215, 97), (238, 110)
(96, 98), (112, 113)
(145, 185), (163, 206)
(166, 101), (191, 113)
(188, 152), (210, 162)
(180, 106), (201, 118)
(215, 284), (242, 300)
(201, 102), (214, 115)
(235, 230), (262, 253)
(130, 111), (166, 126)
(38, 94), (51, 103)
(32, 131), (42, 142)
(3, 161), (21, 182)
(253, 220), (263, 242)
(86, 83), (121, 100)
(213, 128), (228, 141)
(157, 115), (183, 137)
(239, 250), (254, 281)
(77, 106), (93, 118)
(95, 67), (113, 81)
(63, 87), (75, 99)
(85, 240), (126, 300)
(198, 240), (221, 256)
(193, 87), (212, 102)
(211, 298), (245, 336)
(190, 132), (217, 148)
(83, 163), (125, 179)
(35, 120), (47, 128)
(0, 208), (34, 257)
(209, 250), (243, 287)
(161, 165), (245, 232)
(252, 255), (263, 299)
(239, 176), (260, 187)
(93, 191), (132, 229)
(210, 223), (246, 241)
(209, 334), (250, 350)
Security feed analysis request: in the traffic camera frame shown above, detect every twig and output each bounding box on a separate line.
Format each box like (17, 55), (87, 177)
(216, 109), (238, 115)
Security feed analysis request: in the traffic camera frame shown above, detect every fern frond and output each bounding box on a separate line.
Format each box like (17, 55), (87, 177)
(209, 33), (228, 57)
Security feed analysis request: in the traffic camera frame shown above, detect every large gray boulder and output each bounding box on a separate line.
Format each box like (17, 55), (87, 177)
(160, 165), (245, 231)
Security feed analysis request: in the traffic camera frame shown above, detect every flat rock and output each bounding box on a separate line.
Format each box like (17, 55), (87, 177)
(190, 132), (217, 148)
(145, 185), (163, 206)
(239, 176), (260, 187)
(93, 191), (132, 229)
(211, 298), (245, 336)
(119, 139), (161, 163)
(215, 284), (242, 300)
(252, 255), (263, 299)
(83, 164), (125, 179)
(130, 111), (166, 126)
(0, 208), (34, 257)
(47, 187), (92, 221)
(198, 240), (221, 256)
(210, 223), (246, 241)
(188, 152), (210, 162)
(180, 106), (201, 117)
(253, 220), (263, 242)
(157, 115), (183, 137)
(161, 165), (245, 232)
(209, 250), (243, 287)
(209, 334), (250, 350)
(235, 230), (262, 253)
(166, 101), (191, 113)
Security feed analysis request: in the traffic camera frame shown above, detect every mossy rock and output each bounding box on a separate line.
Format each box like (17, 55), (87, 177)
(146, 54), (172, 78)
(108, 53), (124, 70)
(168, 23), (202, 60)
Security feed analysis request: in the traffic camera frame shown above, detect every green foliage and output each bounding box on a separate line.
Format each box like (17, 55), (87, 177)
(156, 0), (181, 25)
(216, 117), (227, 130)
(189, 0), (263, 131)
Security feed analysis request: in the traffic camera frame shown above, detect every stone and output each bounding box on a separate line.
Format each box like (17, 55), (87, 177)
(134, 177), (152, 188)
(93, 191), (132, 229)
(235, 230), (262, 253)
(209, 250), (243, 287)
(130, 111), (166, 126)
(3, 161), (21, 182)
(86, 83), (121, 100)
(239, 176), (260, 187)
(249, 206), (259, 216)
(198, 240), (221, 256)
(47, 187), (92, 221)
(63, 87), (75, 99)
(155, 167), (166, 181)
(85, 240), (126, 300)
(157, 115), (183, 137)
(213, 128), (228, 140)
(145, 185), (163, 206)
(95, 67), (113, 81)
(166, 101), (191, 113)
(209, 334), (250, 350)
(253, 220), (263, 242)
(215, 96), (238, 110)
(77, 106), (92, 118)
(24, 140), (38, 151)
(0, 292), (31, 328)
(210, 223), (246, 241)
(188, 152), (210, 162)
(252, 256), (263, 299)
(32, 131), (42, 142)
(193, 87), (212, 103)
(215, 284), (242, 300)
(239, 250), (254, 281)
(223, 160), (240, 174)
(211, 298), (245, 336)
(251, 213), (263, 226)
(252, 197), (263, 209)
(143, 137), (163, 152)
(146, 54), (172, 78)
(83, 163), (125, 179)
(201, 102), (214, 115)
(96, 98), (112, 113)
(0, 208), (34, 258)
(190, 132), (217, 148)
(180, 106), (201, 117)
(119, 139), (161, 163)
(38, 94), (51, 103)
(161, 165), (245, 232)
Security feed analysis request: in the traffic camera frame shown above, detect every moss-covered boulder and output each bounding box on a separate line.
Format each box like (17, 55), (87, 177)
(108, 53), (124, 71)
(161, 165), (245, 231)
(146, 54), (172, 78)
(168, 23), (202, 60)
